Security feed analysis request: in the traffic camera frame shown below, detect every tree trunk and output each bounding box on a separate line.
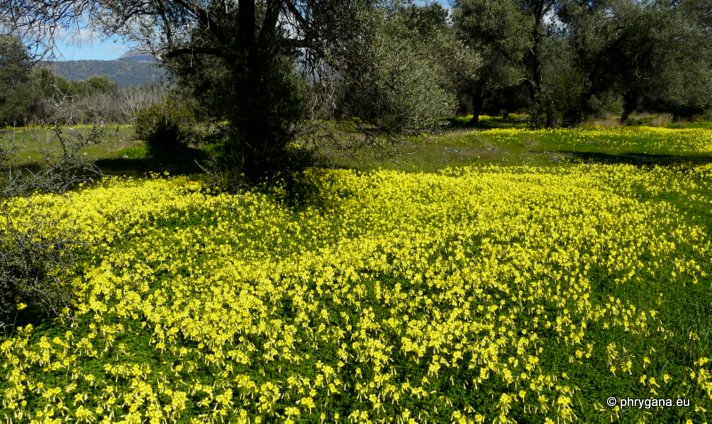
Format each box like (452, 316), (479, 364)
(620, 90), (639, 124)
(530, 18), (544, 104)
(232, 0), (293, 181)
(469, 94), (484, 126)
(523, 1), (553, 126)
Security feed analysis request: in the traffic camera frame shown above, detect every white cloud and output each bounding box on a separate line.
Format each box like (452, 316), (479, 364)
(55, 23), (104, 47)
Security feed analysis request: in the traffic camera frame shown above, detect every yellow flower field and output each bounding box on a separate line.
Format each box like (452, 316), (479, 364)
(1, 162), (711, 423)
(486, 126), (712, 154)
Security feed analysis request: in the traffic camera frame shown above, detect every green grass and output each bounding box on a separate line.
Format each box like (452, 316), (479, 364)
(315, 123), (712, 172)
(4, 118), (711, 175)
(1, 125), (213, 177)
(0, 125), (139, 165)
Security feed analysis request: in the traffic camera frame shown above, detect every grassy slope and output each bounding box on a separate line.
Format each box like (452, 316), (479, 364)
(0, 125), (209, 177)
(317, 118), (712, 172)
(1, 119), (711, 423)
(0, 125), (139, 165)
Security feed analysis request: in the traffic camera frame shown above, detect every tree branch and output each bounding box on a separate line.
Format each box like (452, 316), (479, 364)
(163, 45), (228, 59)
(285, 0), (311, 34)
(171, 0), (230, 46)
(259, 0), (284, 46)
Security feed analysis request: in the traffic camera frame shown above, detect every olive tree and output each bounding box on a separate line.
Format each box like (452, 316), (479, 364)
(335, 3), (479, 134)
(1, 0), (369, 181)
(453, 0), (529, 124)
(558, 0), (712, 123)
(453, 0), (556, 126)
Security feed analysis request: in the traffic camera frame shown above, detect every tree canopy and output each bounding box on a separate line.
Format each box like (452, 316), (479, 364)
(453, 0), (712, 126)
(453, 0), (530, 124)
(0, 34), (37, 125)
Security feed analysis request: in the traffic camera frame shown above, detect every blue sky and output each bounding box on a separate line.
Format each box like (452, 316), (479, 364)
(52, 28), (138, 61)
(52, 1), (449, 61)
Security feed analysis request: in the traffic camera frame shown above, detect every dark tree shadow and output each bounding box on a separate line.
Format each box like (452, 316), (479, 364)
(255, 156), (335, 211)
(1, 162), (43, 174)
(447, 115), (527, 130)
(557, 151), (712, 167)
(96, 147), (209, 176)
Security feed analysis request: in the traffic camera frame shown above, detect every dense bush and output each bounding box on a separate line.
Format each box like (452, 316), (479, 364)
(134, 99), (195, 159)
(0, 218), (78, 328)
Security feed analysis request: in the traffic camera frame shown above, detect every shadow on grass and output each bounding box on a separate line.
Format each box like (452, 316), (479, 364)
(558, 151), (712, 167)
(1, 162), (43, 174)
(447, 115), (529, 130)
(96, 147), (209, 176)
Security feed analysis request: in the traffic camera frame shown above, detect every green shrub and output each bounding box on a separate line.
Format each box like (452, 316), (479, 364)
(0, 217), (78, 328)
(135, 99), (195, 158)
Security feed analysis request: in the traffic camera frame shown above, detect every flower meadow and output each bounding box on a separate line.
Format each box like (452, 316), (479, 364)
(484, 126), (712, 155)
(1, 161), (711, 423)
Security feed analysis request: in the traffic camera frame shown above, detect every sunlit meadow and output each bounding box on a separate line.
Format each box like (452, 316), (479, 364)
(1, 125), (711, 423)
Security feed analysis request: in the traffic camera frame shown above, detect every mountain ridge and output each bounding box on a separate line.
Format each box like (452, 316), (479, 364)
(43, 56), (165, 87)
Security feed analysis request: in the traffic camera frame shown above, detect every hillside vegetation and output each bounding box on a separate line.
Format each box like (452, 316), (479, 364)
(43, 59), (164, 88)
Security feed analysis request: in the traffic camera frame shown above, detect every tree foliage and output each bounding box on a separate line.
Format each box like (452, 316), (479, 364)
(3, 0), (711, 144)
(0, 34), (39, 125)
(454, 0), (712, 126)
(334, 3), (479, 134)
(557, 0), (712, 123)
(453, 0), (560, 126)
(0, 35), (127, 126)
(0, 34), (31, 96)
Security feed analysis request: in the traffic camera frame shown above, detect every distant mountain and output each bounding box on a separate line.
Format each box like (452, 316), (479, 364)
(43, 56), (166, 87)
(119, 49), (158, 64)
